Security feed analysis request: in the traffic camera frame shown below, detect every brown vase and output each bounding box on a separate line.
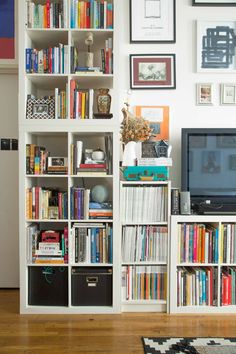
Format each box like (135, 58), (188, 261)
(97, 88), (111, 114)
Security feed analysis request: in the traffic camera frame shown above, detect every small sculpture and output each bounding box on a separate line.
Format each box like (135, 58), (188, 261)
(85, 32), (94, 68)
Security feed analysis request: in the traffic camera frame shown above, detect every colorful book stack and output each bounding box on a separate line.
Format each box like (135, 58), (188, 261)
(27, 0), (68, 29)
(122, 226), (168, 263)
(25, 44), (69, 74)
(70, 187), (91, 220)
(26, 187), (68, 220)
(122, 265), (167, 301)
(177, 267), (218, 307)
(70, 80), (94, 119)
(178, 223), (219, 264)
(221, 267), (236, 306)
(89, 201), (113, 220)
(27, 225), (68, 264)
(70, 0), (113, 29)
(71, 223), (112, 263)
(26, 144), (48, 175)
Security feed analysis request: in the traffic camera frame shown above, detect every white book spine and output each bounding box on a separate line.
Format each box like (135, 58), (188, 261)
(76, 141), (83, 169)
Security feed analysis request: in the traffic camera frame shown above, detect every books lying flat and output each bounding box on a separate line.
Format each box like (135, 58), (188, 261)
(137, 158), (172, 166)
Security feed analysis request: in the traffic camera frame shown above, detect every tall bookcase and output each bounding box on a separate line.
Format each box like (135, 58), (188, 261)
(170, 215), (236, 313)
(120, 180), (171, 312)
(19, 0), (121, 314)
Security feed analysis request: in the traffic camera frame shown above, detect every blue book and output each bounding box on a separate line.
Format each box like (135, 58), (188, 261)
(91, 228), (96, 263)
(202, 270), (206, 305)
(25, 48), (32, 73)
(71, 0), (75, 28)
(95, 228), (100, 262)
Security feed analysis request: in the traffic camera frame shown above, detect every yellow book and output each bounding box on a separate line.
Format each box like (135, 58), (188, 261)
(81, 92), (86, 119)
(78, 1), (81, 28)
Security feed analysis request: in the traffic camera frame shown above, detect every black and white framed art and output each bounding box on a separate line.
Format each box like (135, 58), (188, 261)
(130, 0), (176, 43)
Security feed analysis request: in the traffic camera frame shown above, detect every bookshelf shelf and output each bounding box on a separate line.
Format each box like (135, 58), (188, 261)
(120, 181), (171, 312)
(19, 0), (119, 314)
(170, 215), (236, 313)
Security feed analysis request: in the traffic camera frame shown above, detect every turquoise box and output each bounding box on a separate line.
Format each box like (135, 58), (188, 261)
(122, 166), (169, 181)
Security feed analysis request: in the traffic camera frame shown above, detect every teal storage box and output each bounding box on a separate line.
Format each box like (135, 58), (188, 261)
(123, 166), (168, 181)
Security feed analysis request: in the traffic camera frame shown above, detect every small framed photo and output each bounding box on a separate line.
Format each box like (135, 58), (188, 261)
(193, 0), (236, 6)
(196, 83), (213, 105)
(26, 96), (55, 119)
(220, 84), (236, 105)
(141, 141), (158, 158)
(130, 54), (176, 89)
(130, 0), (176, 43)
(48, 157), (68, 168)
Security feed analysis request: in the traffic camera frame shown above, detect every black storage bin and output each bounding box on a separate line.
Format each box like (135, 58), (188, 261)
(71, 267), (112, 306)
(28, 266), (68, 306)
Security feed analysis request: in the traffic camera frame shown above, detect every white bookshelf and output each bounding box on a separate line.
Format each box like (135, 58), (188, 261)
(170, 215), (236, 313)
(19, 0), (120, 314)
(120, 180), (171, 312)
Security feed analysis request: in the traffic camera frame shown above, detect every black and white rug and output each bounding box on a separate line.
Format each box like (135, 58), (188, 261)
(142, 337), (236, 354)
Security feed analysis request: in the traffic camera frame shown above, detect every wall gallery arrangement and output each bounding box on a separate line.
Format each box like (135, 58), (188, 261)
(196, 83), (236, 106)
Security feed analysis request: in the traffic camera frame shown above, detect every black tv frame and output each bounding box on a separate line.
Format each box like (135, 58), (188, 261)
(181, 128), (236, 214)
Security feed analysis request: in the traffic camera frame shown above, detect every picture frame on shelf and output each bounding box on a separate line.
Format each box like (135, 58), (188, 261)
(197, 21), (236, 73)
(220, 83), (236, 105)
(193, 0), (236, 5)
(196, 83), (213, 105)
(0, 0), (17, 73)
(130, 54), (176, 89)
(26, 96), (55, 119)
(141, 141), (158, 158)
(135, 106), (169, 140)
(129, 0), (176, 43)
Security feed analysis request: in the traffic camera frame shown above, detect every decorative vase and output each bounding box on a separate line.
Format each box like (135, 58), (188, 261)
(85, 52), (94, 68)
(92, 148), (105, 161)
(122, 141), (137, 166)
(97, 88), (111, 114)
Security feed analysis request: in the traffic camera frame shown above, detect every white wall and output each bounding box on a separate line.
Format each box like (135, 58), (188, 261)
(116, 0), (236, 187)
(0, 74), (19, 287)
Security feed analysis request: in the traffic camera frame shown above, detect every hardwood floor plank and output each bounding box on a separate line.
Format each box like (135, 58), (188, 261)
(0, 290), (236, 354)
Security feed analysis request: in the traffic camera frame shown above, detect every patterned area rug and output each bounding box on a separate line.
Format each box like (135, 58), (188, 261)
(142, 337), (236, 354)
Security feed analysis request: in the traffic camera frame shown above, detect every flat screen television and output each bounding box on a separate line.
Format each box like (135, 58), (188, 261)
(182, 128), (236, 214)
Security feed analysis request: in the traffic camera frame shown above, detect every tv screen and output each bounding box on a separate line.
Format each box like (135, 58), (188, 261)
(182, 128), (236, 213)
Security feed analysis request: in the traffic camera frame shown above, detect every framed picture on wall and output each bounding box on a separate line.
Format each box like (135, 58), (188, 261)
(130, 0), (176, 43)
(193, 0), (236, 6)
(197, 20), (236, 73)
(196, 83), (214, 105)
(130, 54), (176, 89)
(220, 84), (236, 105)
(0, 0), (17, 73)
(135, 105), (169, 140)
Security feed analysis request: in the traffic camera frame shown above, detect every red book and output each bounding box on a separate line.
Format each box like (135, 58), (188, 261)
(228, 273), (232, 305)
(46, 0), (50, 28)
(85, 2), (90, 28)
(80, 163), (106, 168)
(222, 273), (229, 306)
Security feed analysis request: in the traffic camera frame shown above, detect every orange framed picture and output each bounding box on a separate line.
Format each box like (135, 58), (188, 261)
(135, 105), (169, 141)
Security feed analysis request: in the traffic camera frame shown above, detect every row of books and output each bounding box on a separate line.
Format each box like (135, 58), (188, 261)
(178, 223), (219, 264)
(70, 187), (113, 220)
(27, 224), (68, 264)
(55, 87), (68, 119)
(122, 226), (168, 263)
(221, 224), (236, 264)
(70, 0), (113, 29)
(25, 45), (69, 74)
(70, 223), (112, 263)
(27, 0), (68, 29)
(26, 188), (68, 220)
(122, 266), (167, 301)
(121, 186), (168, 223)
(70, 81), (94, 119)
(26, 144), (48, 175)
(221, 267), (236, 306)
(177, 267), (218, 307)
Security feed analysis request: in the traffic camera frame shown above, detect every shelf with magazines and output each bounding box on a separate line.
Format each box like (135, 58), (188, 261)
(120, 180), (171, 312)
(19, 0), (119, 314)
(170, 215), (236, 313)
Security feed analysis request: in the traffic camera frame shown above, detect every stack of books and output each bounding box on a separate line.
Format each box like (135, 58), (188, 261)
(89, 202), (113, 220)
(77, 162), (107, 176)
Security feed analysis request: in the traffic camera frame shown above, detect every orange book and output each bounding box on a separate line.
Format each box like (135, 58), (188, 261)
(141, 273), (144, 300)
(43, 5), (47, 28)
(81, 92), (86, 119)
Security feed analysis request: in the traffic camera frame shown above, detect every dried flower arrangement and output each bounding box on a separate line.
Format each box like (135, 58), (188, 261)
(120, 105), (153, 145)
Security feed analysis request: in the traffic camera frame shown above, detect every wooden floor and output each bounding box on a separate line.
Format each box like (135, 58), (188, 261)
(1, 290), (236, 354)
